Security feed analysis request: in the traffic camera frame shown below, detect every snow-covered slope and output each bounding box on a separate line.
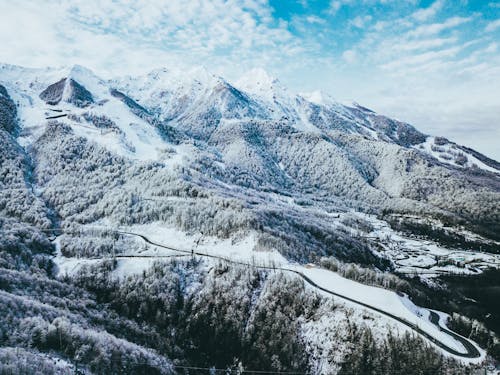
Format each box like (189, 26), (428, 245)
(1, 62), (500, 372)
(415, 136), (500, 173)
(0, 64), (180, 162)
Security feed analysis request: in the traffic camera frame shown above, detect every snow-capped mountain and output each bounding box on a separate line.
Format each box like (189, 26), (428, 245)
(1, 63), (499, 373)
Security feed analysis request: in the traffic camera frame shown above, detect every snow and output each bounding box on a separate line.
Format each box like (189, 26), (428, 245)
(51, 236), (102, 276)
(300, 90), (338, 108)
(111, 65), (224, 122)
(233, 69), (325, 134)
(3, 62), (497, 364)
(294, 104), (323, 134)
(121, 222), (289, 268)
(82, 99), (168, 161)
(234, 68), (281, 102)
(416, 136), (499, 174)
(0, 63), (179, 163)
(66, 64), (109, 99)
(113, 258), (159, 278)
(359, 213), (500, 277)
(400, 293), (431, 320)
(51, 222), (287, 278)
(51, 221), (485, 361)
(295, 265), (484, 360)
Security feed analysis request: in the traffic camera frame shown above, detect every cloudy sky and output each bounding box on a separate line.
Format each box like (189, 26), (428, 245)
(1, 0), (499, 159)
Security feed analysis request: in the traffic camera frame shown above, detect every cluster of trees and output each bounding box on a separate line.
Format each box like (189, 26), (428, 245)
(59, 234), (116, 258)
(255, 210), (389, 268)
(337, 132), (499, 240)
(339, 213), (374, 233)
(67, 112), (123, 135)
(401, 167), (499, 236)
(72, 259), (312, 373)
(0, 96), (55, 273)
(30, 123), (256, 239)
(339, 330), (476, 375)
(0, 253), (174, 373)
(0, 346), (74, 375)
(57, 231), (144, 258)
(21, 316), (172, 374)
(0, 131), (51, 229)
(382, 214), (500, 254)
(449, 313), (500, 360)
(430, 138), (470, 166)
(69, 257), (485, 374)
(0, 85), (17, 134)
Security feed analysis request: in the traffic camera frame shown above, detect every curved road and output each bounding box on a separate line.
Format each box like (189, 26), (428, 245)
(115, 230), (481, 359)
(48, 227), (481, 358)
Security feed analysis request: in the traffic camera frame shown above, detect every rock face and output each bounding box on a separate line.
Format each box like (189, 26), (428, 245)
(110, 88), (150, 116)
(39, 77), (66, 105)
(39, 77), (93, 107)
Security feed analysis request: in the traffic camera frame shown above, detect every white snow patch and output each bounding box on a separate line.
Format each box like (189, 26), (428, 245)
(416, 136), (499, 174)
(295, 265), (470, 356)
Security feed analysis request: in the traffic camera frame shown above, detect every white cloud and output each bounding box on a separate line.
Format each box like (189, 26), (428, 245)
(350, 15), (373, 29)
(485, 19), (500, 32)
(342, 50), (357, 63)
(306, 15), (326, 24)
(412, 0), (444, 22)
(373, 21), (388, 31)
(408, 16), (472, 38)
(0, 0), (305, 78)
(327, 0), (355, 15)
(328, 1), (341, 14)
(484, 42), (498, 53)
(380, 46), (462, 70)
(393, 37), (457, 51)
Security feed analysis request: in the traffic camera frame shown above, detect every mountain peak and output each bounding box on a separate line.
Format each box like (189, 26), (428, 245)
(234, 68), (282, 98)
(300, 90), (337, 107)
(67, 64), (96, 80)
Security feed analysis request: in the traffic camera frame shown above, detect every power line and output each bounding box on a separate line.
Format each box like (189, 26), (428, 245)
(0, 224), (482, 358)
(91, 361), (308, 374)
(171, 364), (306, 374)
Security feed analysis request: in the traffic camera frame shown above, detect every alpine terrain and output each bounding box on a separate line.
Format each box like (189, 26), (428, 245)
(0, 63), (499, 374)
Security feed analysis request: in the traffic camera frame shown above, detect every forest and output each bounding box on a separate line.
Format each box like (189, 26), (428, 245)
(1, 64), (499, 374)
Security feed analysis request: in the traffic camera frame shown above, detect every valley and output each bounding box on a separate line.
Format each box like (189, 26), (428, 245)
(0, 62), (499, 374)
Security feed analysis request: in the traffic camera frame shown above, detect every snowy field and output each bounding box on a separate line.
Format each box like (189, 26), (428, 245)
(354, 213), (500, 277)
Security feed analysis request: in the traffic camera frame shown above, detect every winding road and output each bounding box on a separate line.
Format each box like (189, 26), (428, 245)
(49, 227), (481, 359)
(113, 229), (481, 359)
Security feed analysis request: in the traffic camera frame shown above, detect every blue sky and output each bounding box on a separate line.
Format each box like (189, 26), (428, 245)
(0, 0), (499, 159)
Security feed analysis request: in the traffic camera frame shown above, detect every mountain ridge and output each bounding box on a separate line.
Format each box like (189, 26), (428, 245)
(1, 62), (499, 373)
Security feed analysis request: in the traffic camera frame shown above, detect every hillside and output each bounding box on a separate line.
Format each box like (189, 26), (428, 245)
(0, 63), (499, 374)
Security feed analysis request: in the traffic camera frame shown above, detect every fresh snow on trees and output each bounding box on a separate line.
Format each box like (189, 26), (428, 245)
(1, 63), (499, 373)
